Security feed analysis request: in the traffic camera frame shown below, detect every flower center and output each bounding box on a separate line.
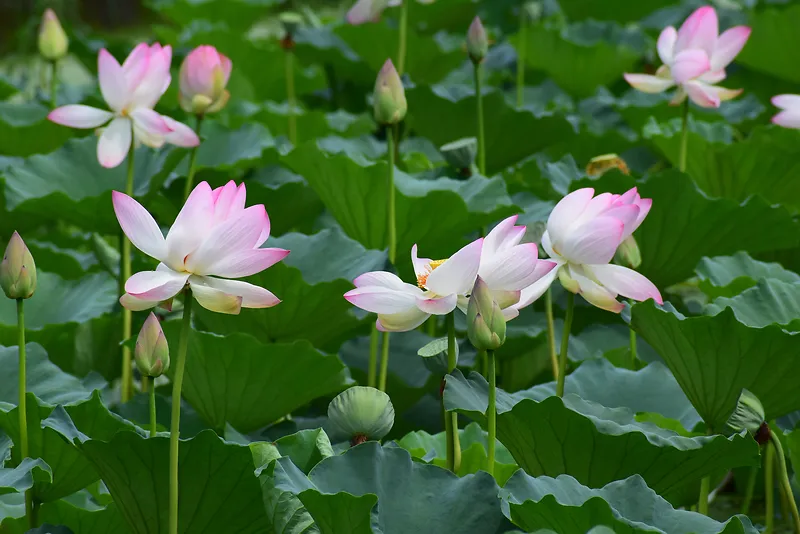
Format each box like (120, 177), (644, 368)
(417, 259), (446, 289)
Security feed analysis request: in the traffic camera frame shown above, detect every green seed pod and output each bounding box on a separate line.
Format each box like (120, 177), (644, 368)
(467, 276), (506, 351)
(135, 312), (170, 378)
(279, 12), (304, 39)
(440, 138), (478, 171)
(0, 232), (37, 300)
(466, 16), (489, 64)
(327, 386), (395, 445)
(373, 59), (407, 125)
(726, 388), (766, 437)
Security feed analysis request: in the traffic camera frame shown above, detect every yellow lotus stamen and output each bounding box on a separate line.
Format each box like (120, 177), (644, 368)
(417, 259), (447, 289)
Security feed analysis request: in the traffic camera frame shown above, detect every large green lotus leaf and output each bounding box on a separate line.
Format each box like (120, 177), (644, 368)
(696, 252), (800, 299)
(500, 471), (757, 534)
(161, 322), (349, 433)
(631, 300), (800, 431)
(0, 392), (134, 503)
(0, 458), (51, 496)
(243, 165), (324, 236)
(0, 137), (181, 233)
(270, 442), (512, 533)
(175, 121), (275, 176)
(644, 121), (800, 210)
(0, 343), (94, 406)
(408, 0), (477, 34)
(78, 430), (268, 534)
(0, 500), (127, 534)
(443, 370), (759, 504)
(282, 141), (516, 263)
(579, 170), (800, 288)
(405, 85), (575, 175)
(145, 0), (280, 30)
(510, 21), (644, 97)
(246, 103), (374, 145)
(705, 279), (800, 330)
(0, 101), (76, 157)
(736, 3), (800, 83)
(195, 228), (386, 350)
(396, 422), (518, 485)
(557, 0), (675, 23)
(256, 459), (317, 534)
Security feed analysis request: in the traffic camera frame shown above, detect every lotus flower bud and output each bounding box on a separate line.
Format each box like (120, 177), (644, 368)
(135, 313), (170, 378)
(466, 16), (489, 64)
(327, 386), (395, 446)
(373, 59), (407, 125)
(179, 46), (232, 115)
(614, 235), (642, 269)
(280, 12), (304, 40)
(467, 277), (506, 351)
(38, 9), (68, 61)
(440, 138), (478, 171)
(727, 388), (769, 444)
(0, 232), (37, 300)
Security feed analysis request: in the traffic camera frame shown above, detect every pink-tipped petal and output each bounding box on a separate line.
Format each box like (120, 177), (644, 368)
(112, 190), (167, 260)
(482, 215), (522, 259)
(211, 181), (240, 225)
(675, 5), (718, 57)
(772, 110), (800, 130)
(353, 271), (409, 290)
(602, 204), (641, 241)
(48, 105), (113, 129)
(344, 286), (419, 314)
(586, 264), (663, 304)
(346, 0), (387, 25)
(120, 293), (161, 311)
(671, 49), (711, 84)
(97, 117), (132, 169)
(129, 107), (172, 136)
(124, 268), (189, 301)
(624, 73), (676, 94)
(697, 69), (726, 84)
(711, 26), (751, 71)
(684, 80), (741, 108)
(192, 276), (280, 308)
(98, 49), (128, 112)
(514, 262), (562, 310)
(480, 243), (553, 292)
(425, 238), (484, 296)
(201, 247), (289, 278)
(165, 181), (215, 269)
(120, 43), (151, 93)
(129, 44), (172, 109)
(416, 293), (458, 315)
(220, 54), (232, 85)
(162, 116), (200, 147)
(657, 26), (678, 64)
(376, 307), (430, 332)
(190, 284), (243, 315)
(185, 205), (269, 274)
(558, 216), (624, 265)
(772, 94), (800, 110)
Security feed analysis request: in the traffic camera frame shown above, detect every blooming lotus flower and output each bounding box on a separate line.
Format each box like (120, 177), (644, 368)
(114, 180), (289, 314)
(179, 45), (232, 115)
(624, 6), (751, 108)
(771, 95), (800, 129)
(48, 43), (200, 168)
(346, 0), (434, 25)
(518, 188), (662, 313)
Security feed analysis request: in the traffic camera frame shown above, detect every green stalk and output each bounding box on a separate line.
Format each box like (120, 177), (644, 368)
(377, 331), (391, 392)
(679, 99), (689, 173)
(445, 312), (461, 472)
(766, 441), (775, 533)
(516, 7), (527, 108)
(556, 292), (574, 397)
(168, 290), (193, 534)
(629, 327), (637, 369)
(486, 348), (496, 475)
(770, 431), (800, 532)
(18, 299), (32, 529)
(50, 60), (58, 108)
(386, 125), (397, 265)
(183, 115), (204, 200)
(698, 428), (713, 515)
(285, 48), (297, 145)
(397, 0), (409, 76)
(474, 62), (486, 175)
(120, 140), (135, 403)
(367, 325), (379, 387)
(740, 465), (758, 515)
(149, 379), (158, 437)
(544, 288), (558, 379)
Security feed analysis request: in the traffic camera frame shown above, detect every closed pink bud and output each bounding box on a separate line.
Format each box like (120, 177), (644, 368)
(467, 16), (488, 64)
(135, 312), (169, 377)
(179, 45), (232, 115)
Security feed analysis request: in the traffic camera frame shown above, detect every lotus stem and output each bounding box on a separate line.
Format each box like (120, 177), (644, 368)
(766, 441), (775, 532)
(285, 48), (297, 145)
(50, 60), (58, 108)
(183, 115), (204, 200)
(397, 0), (409, 76)
(386, 125), (397, 264)
(368, 325), (379, 387)
(169, 289), (193, 534)
(377, 331), (391, 391)
(556, 292), (574, 397)
(120, 139), (135, 403)
(770, 430), (800, 533)
(445, 312), (461, 472)
(545, 288), (558, 379)
(474, 62), (486, 175)
(629, 324), (637, 369)
(149, 379), (157, 437)
(679, 99), (689, 173)
(18, 299), (32, 529)
(486, 348), (496, 475)
(516, 8), (527, 108)
(740, 465), (758, 515)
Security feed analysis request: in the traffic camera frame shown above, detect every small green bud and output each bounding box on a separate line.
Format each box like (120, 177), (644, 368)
(38, 9), (69, 61)
(614, 235), (642, 269)
(279, 12), (304, 39)
(327, 386), (395, 446)
(466, 16), (489, 64)
(135, 313), (170, 378)
(440, 138), (477, 170)
(467, 276), (506, 351)
(0, 232), (37, 300)
(373, 59), (407, 125)
(726, 388), (766, 439)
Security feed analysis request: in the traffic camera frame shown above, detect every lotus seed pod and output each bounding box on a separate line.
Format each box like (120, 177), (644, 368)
(0, 232), (37, 300)
(38, 9), (69, 61)
(466, 277), (506, 351)
(466, 16), (489, 64)
(280, 12), (304, 39)
(135, 313), (170, 378)
(614, 235), (642, 269)
(327, 386), (394, 445)
(727, 388), (768, 443)
(373, 59), (407, 125)
(440, 138), (478, 170)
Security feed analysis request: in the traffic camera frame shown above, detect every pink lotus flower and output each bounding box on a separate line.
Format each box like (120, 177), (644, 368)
(344, 219), (556, 331)
(519, 188), (662, 313)
(48, 43), (200, 168)
(771, 95), (800, 129)
(179, 45), (232, 115)
(624, 6), (750, 108)
(113, 180), (289, 314)
(346, 0), (433, 25)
